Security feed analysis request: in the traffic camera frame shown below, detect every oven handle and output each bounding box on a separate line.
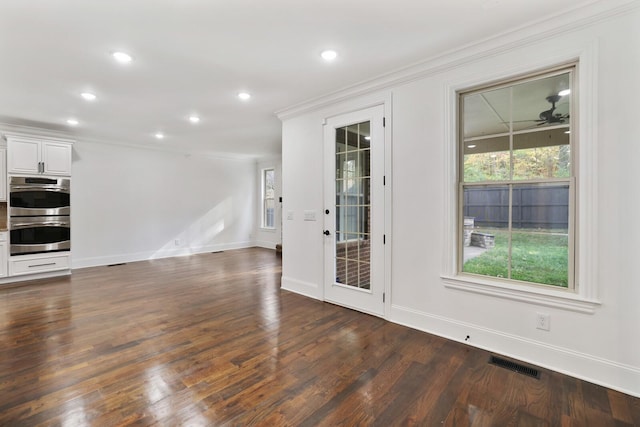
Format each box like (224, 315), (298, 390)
(10, 221), (71, 230)
(10, 186), (70, 193)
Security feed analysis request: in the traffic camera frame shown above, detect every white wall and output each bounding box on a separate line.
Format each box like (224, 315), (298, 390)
(254, 156), (282, 249)
(279, 4), (640, 396)
(72, 140), (256, 268)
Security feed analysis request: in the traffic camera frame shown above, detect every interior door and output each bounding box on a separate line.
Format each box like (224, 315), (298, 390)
(323, 105), (385, 316)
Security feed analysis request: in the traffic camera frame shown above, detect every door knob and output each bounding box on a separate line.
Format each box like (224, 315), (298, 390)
(323, 230), (331, 236)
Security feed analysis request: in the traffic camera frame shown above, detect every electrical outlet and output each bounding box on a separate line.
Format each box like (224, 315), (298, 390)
(536, 313), (550, 331)
(174, 239), (181, 246)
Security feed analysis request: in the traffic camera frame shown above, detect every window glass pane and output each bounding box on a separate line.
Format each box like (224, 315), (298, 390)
(359, 234), (371, 264)
(513, 128), (570, 180)
(264, 199), (275, 228)
(462, 185), (509, 229)
(359, 122), (371, 149)
(463, 135), (510, 182)
(359, 207), (370, 235)
(345, 260), (359, 286)
(262, 169), (275, 228)
(335, 232), (344, 247)
(462, 185), (509, 277)
(511, 183), (569, 232)
(360, 149), (371, 177)
(358, 262), (371, 289)
(346, 124), (359, 150)
(336, 257), (346, 285)
(462, 228), (508, 279)
(336, 128), (347, 153)
(361, 178), (371, 205)
(343, 234), (357, 259)
(511, 232), (568, 287)
(512, 73), (570, 132)
(463, 86), (511, 138)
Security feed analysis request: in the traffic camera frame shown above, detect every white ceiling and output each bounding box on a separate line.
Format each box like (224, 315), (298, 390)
(0, 0), (601, 158)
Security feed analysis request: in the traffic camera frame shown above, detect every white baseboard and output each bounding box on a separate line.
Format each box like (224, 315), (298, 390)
(281, 276), (322, 300)
(254, 240), (279, 250)
(72, 241), (254, 269)
(390, 303), (640, 398)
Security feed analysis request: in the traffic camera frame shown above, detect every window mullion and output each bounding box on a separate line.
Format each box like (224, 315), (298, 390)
(507, 85), (513, 280)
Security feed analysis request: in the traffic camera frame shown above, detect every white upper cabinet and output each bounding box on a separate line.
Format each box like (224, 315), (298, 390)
(42, 142), (73, 175)
(6, 135), (73, 176)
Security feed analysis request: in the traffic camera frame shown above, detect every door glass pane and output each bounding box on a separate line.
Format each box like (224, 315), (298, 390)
(335, 120), (372, 289)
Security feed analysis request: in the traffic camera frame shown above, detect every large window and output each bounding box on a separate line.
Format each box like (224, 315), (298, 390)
(262, 168), (275, 229)
(459, 66), (575, 289)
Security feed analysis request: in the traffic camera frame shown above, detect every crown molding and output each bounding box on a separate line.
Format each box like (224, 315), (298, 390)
(0, 121), (257, 162)
(0, 122), (75, 141)
(276, 0), (638, 120)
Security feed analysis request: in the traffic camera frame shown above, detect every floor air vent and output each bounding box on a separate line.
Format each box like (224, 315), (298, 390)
(489, 355), (540, 379)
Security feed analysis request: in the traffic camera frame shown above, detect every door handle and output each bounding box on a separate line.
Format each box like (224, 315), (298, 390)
(323, 230), (331, 236)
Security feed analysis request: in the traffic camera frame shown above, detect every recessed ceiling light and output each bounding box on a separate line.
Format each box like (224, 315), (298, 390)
(321, 50), (338, 61)
(189, 115), (200, 124)
(155, 132), (164, 139)
(467, 144), (477, 148)
(112, 51), (133, 64)
(66, 119), (79, 126)
(81, 92), (97, 101)
(558, 89), (571, 96)
(238, 92), (251, 101)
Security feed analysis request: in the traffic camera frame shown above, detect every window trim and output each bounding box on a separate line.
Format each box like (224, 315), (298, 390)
(441, 48), (600, 314)
(261, 167), (276, 230)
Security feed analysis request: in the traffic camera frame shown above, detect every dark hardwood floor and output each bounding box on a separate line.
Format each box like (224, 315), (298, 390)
(0, 247), (638, 426)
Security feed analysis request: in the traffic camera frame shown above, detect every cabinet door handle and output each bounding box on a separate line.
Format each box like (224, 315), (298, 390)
(28, 262), (56, 268)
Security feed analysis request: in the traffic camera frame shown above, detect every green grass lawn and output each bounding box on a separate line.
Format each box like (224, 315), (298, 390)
(463, 229), (569, 287)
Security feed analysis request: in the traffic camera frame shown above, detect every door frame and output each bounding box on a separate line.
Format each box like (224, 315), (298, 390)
(322, 97), (392, 318)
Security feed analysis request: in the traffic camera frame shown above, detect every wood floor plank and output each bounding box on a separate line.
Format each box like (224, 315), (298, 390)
(0, 247), (637, 426)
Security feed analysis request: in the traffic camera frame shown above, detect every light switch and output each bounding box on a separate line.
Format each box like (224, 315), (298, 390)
(304, 210), (316, 221)
(287, 210), (294, 220)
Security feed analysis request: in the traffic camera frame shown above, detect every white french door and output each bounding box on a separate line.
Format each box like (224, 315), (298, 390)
(323, 105), (385, 317)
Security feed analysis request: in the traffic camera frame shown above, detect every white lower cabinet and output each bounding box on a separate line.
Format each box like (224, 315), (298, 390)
(9, 252), (70, 276)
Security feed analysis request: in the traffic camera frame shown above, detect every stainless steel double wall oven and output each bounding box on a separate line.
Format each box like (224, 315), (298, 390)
(9, 176), (71, 255)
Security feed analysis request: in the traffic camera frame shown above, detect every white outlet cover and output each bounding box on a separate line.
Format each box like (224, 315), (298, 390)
(536, 313), (550, 331)
(304, 210), (316, 221)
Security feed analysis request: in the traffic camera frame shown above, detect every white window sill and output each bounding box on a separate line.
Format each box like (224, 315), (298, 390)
(441, 274), (601, 314)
